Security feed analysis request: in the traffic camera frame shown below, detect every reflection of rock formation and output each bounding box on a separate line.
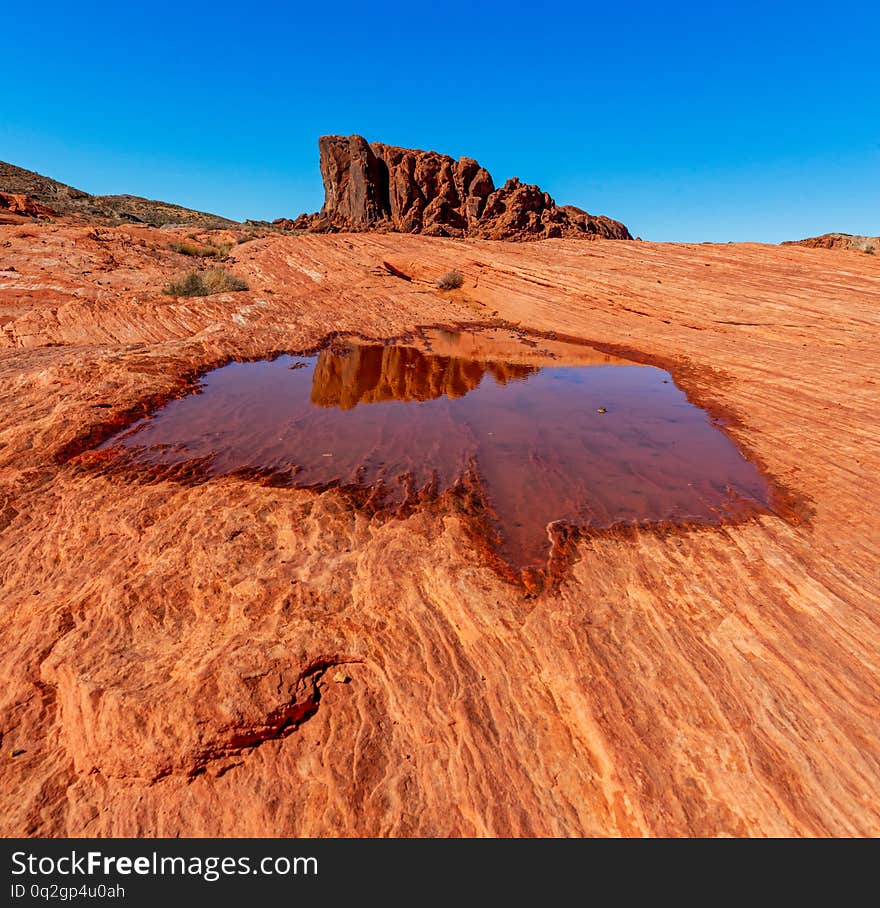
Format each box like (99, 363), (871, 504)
(311, 344), (538, 410)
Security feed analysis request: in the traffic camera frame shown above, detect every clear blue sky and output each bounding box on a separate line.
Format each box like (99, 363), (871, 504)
(2, 1), (877, 242)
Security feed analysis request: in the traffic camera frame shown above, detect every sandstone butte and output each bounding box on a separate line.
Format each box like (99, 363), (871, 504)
(1, 174), (879, 839)
(273, 134), (632, 241)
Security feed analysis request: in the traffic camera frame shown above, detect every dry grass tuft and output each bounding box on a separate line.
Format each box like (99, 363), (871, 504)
(169, 241), (231, 259)
(435, 270), (464, 290)
(163, 267), (248, 297)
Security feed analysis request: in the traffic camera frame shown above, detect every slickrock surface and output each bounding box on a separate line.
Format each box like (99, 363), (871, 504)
(1, 221), (879, 836)
(276, 135), (631, 241)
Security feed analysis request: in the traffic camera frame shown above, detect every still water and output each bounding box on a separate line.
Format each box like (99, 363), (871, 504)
(101, 329), (770, 568)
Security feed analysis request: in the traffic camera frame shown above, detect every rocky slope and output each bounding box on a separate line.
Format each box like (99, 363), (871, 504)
(0, 224), (879, 836)
(275, 135), (631, 241)
(0, 161), (237, 228)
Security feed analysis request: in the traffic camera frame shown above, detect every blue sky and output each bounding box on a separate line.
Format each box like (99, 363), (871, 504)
(2, 1), (878, 242)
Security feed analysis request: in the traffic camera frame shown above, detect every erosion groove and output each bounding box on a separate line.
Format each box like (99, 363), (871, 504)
(186, 660), (359, 780)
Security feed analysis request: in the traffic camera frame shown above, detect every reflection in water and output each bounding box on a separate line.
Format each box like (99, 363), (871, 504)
(100, 331), (772, 571)
(311, 344), (537, 409)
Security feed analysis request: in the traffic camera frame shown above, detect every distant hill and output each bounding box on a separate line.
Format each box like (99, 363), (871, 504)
(0, 160), (237, 228)
(782, 233), (877, 253)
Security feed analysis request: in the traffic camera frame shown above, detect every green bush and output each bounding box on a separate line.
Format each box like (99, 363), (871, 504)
(163, 267), (248, 297)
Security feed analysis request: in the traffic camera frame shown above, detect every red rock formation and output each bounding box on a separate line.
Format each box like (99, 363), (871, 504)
(0, 192), (57, 220)
(275, 135), (631, 241)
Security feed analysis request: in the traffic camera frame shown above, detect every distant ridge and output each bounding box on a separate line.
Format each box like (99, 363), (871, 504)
(782, 232), (877, 252)
(0, 160), (237, 228)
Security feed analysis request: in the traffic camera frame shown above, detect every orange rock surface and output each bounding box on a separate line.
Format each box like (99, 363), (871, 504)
(1, 222), (878, 836)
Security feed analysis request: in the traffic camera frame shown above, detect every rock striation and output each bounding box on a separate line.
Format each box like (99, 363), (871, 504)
(275, 135), (631, 241)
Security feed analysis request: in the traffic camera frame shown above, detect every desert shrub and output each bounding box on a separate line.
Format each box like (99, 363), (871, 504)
(170, 241), (211, 256)
(169, 241), (231, 259)
(163, 267), (248, 297)
(435, 269), (464, 290)
(201, 266), (247, 294)
(864, 244), (875, 255)
(163, 271), (204, 296)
